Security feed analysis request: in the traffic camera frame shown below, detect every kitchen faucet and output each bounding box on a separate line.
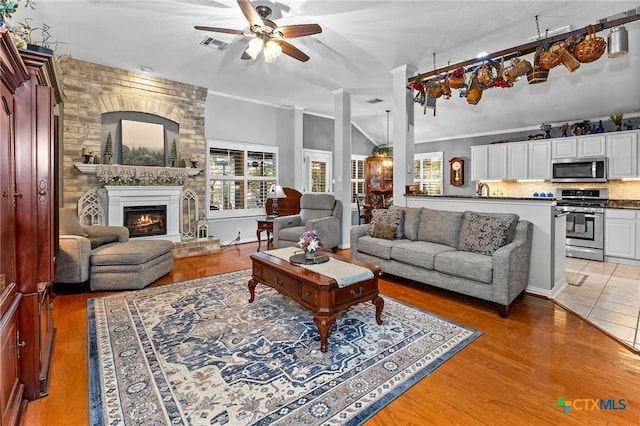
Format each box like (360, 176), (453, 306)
(476, 182), (490, 197)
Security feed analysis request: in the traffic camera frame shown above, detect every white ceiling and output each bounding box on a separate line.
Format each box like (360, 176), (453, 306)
(13, 0), (640, 145)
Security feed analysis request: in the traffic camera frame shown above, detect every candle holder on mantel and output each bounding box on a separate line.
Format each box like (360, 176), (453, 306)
(83, 154), (93, 164)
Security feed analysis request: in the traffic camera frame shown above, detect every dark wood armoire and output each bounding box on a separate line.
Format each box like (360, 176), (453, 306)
(0, 28), (62, 424)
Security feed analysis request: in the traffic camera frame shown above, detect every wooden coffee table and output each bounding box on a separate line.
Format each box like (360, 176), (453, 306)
(248, 251), (384, 352)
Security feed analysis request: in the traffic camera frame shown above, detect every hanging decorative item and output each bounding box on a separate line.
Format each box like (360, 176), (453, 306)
(573, 25), (607, 63)
(504, 57), (532, 83)
(527, 45), (550, 84)
(466, 75), (483, 105)
(448, 67), (466, 89)
(539, 43), (564, 69)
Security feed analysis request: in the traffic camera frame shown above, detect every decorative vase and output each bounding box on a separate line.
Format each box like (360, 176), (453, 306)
(305, 250), (315, 261)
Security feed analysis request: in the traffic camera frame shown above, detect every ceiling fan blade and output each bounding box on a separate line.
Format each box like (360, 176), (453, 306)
(278, 24), (322, 39)
(241, 49), (252, 60)
(275, 40), (310, 62)
(237, 0), (262, 29)
(194, 25), (244, 35)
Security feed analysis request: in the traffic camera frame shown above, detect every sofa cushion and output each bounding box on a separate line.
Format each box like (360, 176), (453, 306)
(357, 235), (397, 259)
(369, 223), (397, 240)
(389, 206), (406, 239)
(458, 212), (518, 255)
(91, 240), (174, 266)
(391, 241), (456, 270)
(88, 234), (120, 249)
(402, 207), (422, 241)
(434, 251), (493, 284)
(368, 209), (402, 239)
(417, 208), (464, 248)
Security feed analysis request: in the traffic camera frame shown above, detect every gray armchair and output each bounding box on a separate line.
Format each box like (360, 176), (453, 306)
(54, 207), (129, 284)
(272, 193), (342, 252)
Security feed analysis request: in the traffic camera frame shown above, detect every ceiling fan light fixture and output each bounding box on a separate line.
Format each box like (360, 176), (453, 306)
(246, 37), (264, 59)
(263, 40), (282, 63)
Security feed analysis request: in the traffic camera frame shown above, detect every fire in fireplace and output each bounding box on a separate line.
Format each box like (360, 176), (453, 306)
(123, 205), (167, 238)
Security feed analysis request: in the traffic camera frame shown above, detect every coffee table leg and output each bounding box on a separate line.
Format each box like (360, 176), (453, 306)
(372, 296), (384, 325)
(313, 314), (336, 353)
(248, 278), (258, 303)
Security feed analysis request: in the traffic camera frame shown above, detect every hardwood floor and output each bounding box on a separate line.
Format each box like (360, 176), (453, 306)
(23, 243), (639, 425)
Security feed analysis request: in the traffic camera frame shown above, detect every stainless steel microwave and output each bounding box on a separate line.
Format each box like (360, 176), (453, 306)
(551, 157), (607, 183)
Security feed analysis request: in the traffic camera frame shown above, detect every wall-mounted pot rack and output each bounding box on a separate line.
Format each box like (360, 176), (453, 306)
(409, 12), (640, 85)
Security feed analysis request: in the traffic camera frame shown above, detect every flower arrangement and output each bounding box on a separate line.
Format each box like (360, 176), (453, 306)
(609, 112), (624, 126)
(298, 230), (322, 254)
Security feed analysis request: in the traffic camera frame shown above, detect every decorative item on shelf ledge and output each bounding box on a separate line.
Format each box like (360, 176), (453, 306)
(197, 213), (208, 239)
(103, 132), (113, 165)
(610, 112), (623, 131)
(170, 139), (178, 167)
(297, 230), (322, 261)
(540, 123), (552, 138)
(189, 154), (198, 168)
(560, 123), (569, 137)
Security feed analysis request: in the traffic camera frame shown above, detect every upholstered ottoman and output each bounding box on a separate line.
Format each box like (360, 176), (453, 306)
(89, 239), (174, 291)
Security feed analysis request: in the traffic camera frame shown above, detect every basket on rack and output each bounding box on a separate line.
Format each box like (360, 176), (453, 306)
(573, 25), (606, 63)
(447, 67), (466, 89)
(466, 76), (483, 105)
(552, 42), (580, 72)
(504, 57), (532, 83)
(539, 43), (564, 69)
(527, 45), (550, 84)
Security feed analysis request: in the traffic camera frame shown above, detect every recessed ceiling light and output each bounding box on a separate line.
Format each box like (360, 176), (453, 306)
(475, 52), (489, 59)
(139, 66), (154, 73)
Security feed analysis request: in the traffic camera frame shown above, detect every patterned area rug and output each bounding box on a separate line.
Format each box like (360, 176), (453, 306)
(88, 270), (481, 425)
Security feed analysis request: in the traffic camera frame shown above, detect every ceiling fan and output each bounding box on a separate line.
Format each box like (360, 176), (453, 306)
(195, 0), (322, 62)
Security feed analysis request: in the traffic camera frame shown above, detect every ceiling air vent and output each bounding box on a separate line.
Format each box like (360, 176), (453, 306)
(365, 98), (384, 104)
(200, 37), (230, 50)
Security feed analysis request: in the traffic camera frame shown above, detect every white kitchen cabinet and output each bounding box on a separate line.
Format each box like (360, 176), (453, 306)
(605, 209), (637, 259)
(470, 145), (488, 181)
(507, 142), (528, 180)
(607, 131), (638, 179)
(488, 144), (507, 180)
(552, 134), (606, 159)
(578, 135), (606, 157)
(528, 140), (551, 180)
(552, 138), (577, 159)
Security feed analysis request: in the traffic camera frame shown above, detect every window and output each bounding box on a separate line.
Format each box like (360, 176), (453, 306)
(414, 152), (443, 195)
(351, 155), (366, 204)
(207, 140), (278, 217)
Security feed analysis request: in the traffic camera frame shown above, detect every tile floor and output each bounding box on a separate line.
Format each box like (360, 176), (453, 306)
(555, 257), (640, 350)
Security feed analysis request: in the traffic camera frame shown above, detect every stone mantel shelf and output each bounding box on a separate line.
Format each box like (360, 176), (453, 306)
(74, 162), (202, 176)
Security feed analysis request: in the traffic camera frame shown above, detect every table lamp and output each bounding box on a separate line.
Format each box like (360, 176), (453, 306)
(266, 184), (286, 217)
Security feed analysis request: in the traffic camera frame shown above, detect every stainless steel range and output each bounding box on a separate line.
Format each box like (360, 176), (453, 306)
(556, 188), (609, 261)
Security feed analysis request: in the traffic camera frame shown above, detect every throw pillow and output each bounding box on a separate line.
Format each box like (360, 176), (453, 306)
(370, 223), (397, 240)
(367, 209), (402, 239)
(458, 212), (514, 256)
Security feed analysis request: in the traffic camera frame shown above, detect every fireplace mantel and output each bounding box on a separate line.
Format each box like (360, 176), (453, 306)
(104, 186), (182, 242)
(75, 163), (201, 176)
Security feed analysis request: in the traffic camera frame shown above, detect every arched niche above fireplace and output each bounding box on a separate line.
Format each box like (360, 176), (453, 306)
(101, 111), (179, 166)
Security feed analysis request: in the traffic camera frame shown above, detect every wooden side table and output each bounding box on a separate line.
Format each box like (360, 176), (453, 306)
(256, 218), (275, 251)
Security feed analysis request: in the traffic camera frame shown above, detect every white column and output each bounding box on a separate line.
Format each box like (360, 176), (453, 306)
(390, 64), (417, 207)
(293, 106), (304, 191)
(334, 89), (352, 249)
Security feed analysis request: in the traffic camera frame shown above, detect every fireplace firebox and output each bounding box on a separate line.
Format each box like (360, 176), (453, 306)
(123, 205), (167, 238)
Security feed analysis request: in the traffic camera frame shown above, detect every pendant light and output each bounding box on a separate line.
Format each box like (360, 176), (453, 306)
(607, 26), (629, 58)
(382, 109), (393, 167)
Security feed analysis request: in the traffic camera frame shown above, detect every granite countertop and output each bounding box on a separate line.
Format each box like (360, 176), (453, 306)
(404, 194), (557, 202)
(607, 200), (640, 209)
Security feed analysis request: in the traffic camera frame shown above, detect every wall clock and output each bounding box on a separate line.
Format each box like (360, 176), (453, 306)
(449, 157), (464, 187)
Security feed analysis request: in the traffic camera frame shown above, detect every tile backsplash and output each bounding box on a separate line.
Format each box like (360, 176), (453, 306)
(487, 180), (640, 200)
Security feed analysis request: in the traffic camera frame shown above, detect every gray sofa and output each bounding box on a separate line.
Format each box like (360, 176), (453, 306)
(273, 193), (342, 252)
(350, 206), (533, 317)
